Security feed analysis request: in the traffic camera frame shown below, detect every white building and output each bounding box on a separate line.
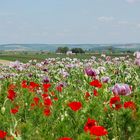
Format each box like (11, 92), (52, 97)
(66, 51), (75, 55)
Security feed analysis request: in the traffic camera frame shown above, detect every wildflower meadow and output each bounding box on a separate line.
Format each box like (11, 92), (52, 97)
(0, 52), (140, 140)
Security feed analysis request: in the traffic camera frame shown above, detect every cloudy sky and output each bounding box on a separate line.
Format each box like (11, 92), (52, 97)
(0, 0), (140, 44)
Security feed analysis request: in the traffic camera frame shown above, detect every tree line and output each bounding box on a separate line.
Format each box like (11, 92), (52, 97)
(56, 47), (85, 54)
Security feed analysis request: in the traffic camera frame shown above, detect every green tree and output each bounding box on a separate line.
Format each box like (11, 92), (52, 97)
(71, 48), (85, 53)
(56, 46), (69, 53)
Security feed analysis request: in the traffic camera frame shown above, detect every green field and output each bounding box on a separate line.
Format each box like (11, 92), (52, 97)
(0, 51), (134, 63)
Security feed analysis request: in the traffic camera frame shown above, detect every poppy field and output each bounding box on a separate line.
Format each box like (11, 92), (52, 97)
(0, 53), (140, 140)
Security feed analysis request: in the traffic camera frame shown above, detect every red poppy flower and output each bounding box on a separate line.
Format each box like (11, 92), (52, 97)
(124, 101), (136, 110)
(90, 79), (102, 88)
(110, 96), (122, 110)
(33, 97), (40, 105)
(93, 89), (98, 96)
(10, 106), (19, 115)
(28, 82), (39, 92)
(29, 82), (39, 88)
(110, 96), (120, 104)
(44, 108), (51, 116)
(68, 101), (82, 111)
(54, 97), (58, 101)
(30, 103), (35, 109)
(42, 93), (49, 99)
(84, 118), (97, 132)
(43, 83), (51, 92)
(90, 126), (108, 136)
(0, 130), (7, 139)
(21, 80), (28, 88)
(44, 98), (52, 106)
(8, 84), (16, 90)
(7, 89), (16, 101)
(85, 92), (90, 100)
(56, 86), (62, 92)
(58, 137), (72, 140)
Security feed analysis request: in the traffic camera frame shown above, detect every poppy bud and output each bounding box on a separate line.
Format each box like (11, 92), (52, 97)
(1, 106), (5, 114)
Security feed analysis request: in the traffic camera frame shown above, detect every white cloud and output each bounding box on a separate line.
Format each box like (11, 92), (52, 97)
(97, 16), (114, 22)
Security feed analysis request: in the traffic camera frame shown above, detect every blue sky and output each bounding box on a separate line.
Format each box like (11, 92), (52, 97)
(0, 0), (140, 44)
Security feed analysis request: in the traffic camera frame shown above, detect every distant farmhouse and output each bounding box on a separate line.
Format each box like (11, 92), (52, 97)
(66, 51), (75, 55)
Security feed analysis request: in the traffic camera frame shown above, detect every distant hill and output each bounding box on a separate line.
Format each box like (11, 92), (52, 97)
(0, 44), (140, 52)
